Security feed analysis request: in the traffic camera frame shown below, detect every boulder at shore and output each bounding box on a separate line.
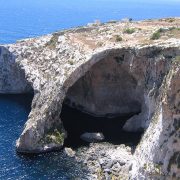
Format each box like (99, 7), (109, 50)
(80, 132), (105, 143)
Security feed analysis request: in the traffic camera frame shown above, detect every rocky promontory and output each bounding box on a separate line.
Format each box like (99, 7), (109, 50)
(0, 18), (179, 179)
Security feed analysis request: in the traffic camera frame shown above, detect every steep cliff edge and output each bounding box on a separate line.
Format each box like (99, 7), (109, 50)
(0, 18), (179, 179)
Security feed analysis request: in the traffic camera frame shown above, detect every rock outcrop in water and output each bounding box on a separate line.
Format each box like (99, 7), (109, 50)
(0, 18), (180, 179)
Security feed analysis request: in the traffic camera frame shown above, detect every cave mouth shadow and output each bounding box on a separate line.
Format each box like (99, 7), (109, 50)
(61, 103), (143, 149)
(60, 51), (146, 150)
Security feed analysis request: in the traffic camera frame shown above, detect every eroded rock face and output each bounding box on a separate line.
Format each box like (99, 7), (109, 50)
(65, 51), (142, 117)
(131, 64), (180, 179)
(64, 47), (179, 134)
(0, 46), (32, 93)
(0, 18), (179, 179)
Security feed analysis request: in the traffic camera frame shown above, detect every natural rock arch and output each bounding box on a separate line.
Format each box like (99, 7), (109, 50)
(16, 46), (178, 153)
(1, 42), (179, 179)
(62, 49), (148, 140)
(64, 53), (142, 117)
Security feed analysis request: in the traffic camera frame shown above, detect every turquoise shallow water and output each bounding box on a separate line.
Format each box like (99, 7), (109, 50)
(0, 0), (180, 44)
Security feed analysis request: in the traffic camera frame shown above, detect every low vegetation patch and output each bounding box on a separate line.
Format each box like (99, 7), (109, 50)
(143, 163), (163, 175)
(150, 31), (161, 40)
(45, 33), (60, 49)
(97, 41), (103, 47)
(39, 128), (65, 145)
(165, 18), (175, 23)
(150, 27), (180, 40)
(123, 28), (135, 34)
(46, 129), (65, 144)
(115, 35), (123, 42)
(168, 27), (180, 38)
(68, 59), (74, 65)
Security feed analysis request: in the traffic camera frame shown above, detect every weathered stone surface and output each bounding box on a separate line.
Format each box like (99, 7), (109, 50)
(0, 18), (179, 179)
(130, 64), (180, 179)
(64, 147), (76, 157)
(0, 46), (32, 93)
(76, 143), (133, 179)
(80, 132), (104, 142)
(65, 51), (142, 117)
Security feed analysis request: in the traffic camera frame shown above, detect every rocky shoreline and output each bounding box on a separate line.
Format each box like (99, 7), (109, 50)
(74, 143), (133, 180)
(63, 142), (134, 179)
(0, 18), (180, 179)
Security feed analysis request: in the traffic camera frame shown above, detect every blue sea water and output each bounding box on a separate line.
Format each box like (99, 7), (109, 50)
(0, 0), (180, 44)
(0, 95), (87, 180)
(0, 1), (180, 179)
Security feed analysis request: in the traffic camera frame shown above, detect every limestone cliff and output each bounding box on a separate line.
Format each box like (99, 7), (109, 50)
(0, 18), (179, 179)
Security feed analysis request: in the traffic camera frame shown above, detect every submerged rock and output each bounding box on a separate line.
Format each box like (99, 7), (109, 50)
(80, 132), (105, 143)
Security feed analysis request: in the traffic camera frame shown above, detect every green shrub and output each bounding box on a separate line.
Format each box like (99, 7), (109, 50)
(68, 59), (74, 65)
(150, 27), (180, 40)
(123, 28), (135, 34)
(45, 33), (59, 49)
(150, 31), (161, 40)
(168, 18), (175, 23)
(46, 129), (65, 144)
(97, 42), (103, 47)
(115, 35), (123, 42)
(169, 27), (180, 31)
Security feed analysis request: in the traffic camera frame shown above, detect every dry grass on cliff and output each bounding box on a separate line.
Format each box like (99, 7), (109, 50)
(43, 18), (180, 51)
(150, 27), (180, 40)
(45, 32), (62, 49)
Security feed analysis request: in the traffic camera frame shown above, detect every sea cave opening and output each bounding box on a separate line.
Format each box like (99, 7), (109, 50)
(61, 52), (145, 149)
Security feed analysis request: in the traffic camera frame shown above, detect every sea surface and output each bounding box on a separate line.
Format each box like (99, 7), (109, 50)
(0, 95), (87, 180)
(0, 0), (180, 179)
(0, 0), (180, 44)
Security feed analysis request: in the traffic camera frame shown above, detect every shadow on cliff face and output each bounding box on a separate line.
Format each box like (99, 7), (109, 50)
(60, 51), (146, 149)
(61, 104), (143, 148)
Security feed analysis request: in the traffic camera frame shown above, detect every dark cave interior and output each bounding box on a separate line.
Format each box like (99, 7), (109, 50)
(61, 103), (143, 148)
